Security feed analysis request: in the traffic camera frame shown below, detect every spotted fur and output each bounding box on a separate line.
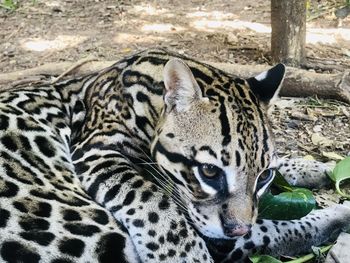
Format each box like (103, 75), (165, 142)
(0, 49), (349, 263)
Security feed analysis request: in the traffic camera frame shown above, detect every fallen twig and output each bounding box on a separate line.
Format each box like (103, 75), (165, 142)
(50, 56), (98, 84)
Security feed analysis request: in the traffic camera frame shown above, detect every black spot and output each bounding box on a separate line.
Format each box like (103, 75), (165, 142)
(199, 242), (203, 249)
(148, 230), (156, 237)
(256, 219), (263, 225)
(0, 115), (9, 130)
(123, 190), (135, 206)
(19, 135), (31, 150)
(166, 133), (175, 138)
(17, 117), (43, 131)
(63, 209), (82, 221)
(92, 209), (109, 225)
(20, 231), (55, 246)
(203, 253), (208, 261)
(147, 253), (155, 259)
(244, 241), (255, 249)
(159, 254), (167, 261)
(75, 161), (90, 174)
(158, 196), (170, 210)
(110, 205), (122, 213)
(230, 248), (243, 260)
(97, 233), (128, 263)
(168, 249), (176, 257)
(218, 96), (231, 146)
(260, 226), (268, 233)
(146, 242), (159, 251)
(13, 201), (28, 213)
(59, 238), (85, 257)
(167, 231), (180, 245)
(1, 241), (40, 263)
(263, 235), (271, 246)
(141, 190), (153, 202)
(34, 135), (55, 157)
(148, 212), (159, 224)
(2, 135), (18, 151)
(133, 219), (144, 227)
(19, 218), (49, 231)
(103, 184), (121, 204)
(131, 180), (144, 188)
(34, 202), (52, 218)
(64, 223), (100, 236)
(0, 180), (19, 197)
(179, 229), (188, 238)
(185, 243), (191, 252)
(30, 189), (90, 206)
(0, 208), (10, 228)
(90, 160), (118, 175)
(126, 209), (135, 215)
(158, 236), (165, 244)
(235, 151), (241, 167)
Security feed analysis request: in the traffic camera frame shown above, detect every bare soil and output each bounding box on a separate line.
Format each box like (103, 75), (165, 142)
(0, 0), (349, 160)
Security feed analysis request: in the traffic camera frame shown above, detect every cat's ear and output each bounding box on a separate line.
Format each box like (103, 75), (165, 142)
(163, 58), (202, 112)
(246, 64), (286, 104)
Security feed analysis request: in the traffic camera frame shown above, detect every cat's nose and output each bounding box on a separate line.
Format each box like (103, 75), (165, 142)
(223, 222), (251, 237)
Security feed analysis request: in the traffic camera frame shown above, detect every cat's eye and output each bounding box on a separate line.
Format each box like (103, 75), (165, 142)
(256, 169), (275, 190)
(198, 164), (221, 178)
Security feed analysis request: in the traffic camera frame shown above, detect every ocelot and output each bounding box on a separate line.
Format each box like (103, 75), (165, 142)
(0, 49), (349, 263)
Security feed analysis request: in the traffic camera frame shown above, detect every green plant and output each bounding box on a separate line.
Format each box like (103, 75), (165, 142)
(0, 0), (17, 10)
(258, 171), (316, 220)
(250, 245), (332, 263)
(328, 157), (350, 198)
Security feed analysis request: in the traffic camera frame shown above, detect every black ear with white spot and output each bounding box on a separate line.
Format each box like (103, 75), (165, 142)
(163, 58), (202, 112)
(246, 64), (285, 104)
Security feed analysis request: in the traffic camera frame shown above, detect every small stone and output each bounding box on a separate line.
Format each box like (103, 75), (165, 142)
(290, 111), (317, 122)
(325, 233), (350, 263)
(313, 125), (322, 132)
(341, 107), (350, 118)
(287, 120), (300, 129)
(52, 6), (63, 12)
(226, 33), (238, 44)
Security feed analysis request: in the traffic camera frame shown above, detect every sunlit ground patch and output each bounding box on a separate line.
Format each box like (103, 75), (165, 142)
(21, 35), (87, 52)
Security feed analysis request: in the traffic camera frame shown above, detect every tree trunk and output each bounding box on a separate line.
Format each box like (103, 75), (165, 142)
(271, 0), (307, 67)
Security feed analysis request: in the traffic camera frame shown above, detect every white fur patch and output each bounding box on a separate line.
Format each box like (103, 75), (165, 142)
(193, 167), (217, 195)
(254, 70), (268, 81)
(223, 167), (237, 193)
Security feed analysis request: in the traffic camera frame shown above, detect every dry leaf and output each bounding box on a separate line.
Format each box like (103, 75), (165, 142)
(121, 48), (132, 53)
(322, 151), (344, 161)
(303, 155), (315, 160)
(311, 133), (334, 147)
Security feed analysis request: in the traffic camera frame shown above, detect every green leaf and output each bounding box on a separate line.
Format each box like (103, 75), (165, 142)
(259, 188), (316, 220)
(272, 170), (293, 192)
(250, 255), (282, 263)
(329, 157), (350, 198)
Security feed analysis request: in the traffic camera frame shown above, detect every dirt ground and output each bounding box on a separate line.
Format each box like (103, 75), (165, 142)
(0, 0), (349, 161)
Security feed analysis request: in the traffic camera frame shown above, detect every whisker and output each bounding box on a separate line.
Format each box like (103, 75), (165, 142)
(145, 172), (189, 211)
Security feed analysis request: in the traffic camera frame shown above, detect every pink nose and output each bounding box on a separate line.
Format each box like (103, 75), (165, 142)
(223, 223), (251, 237)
